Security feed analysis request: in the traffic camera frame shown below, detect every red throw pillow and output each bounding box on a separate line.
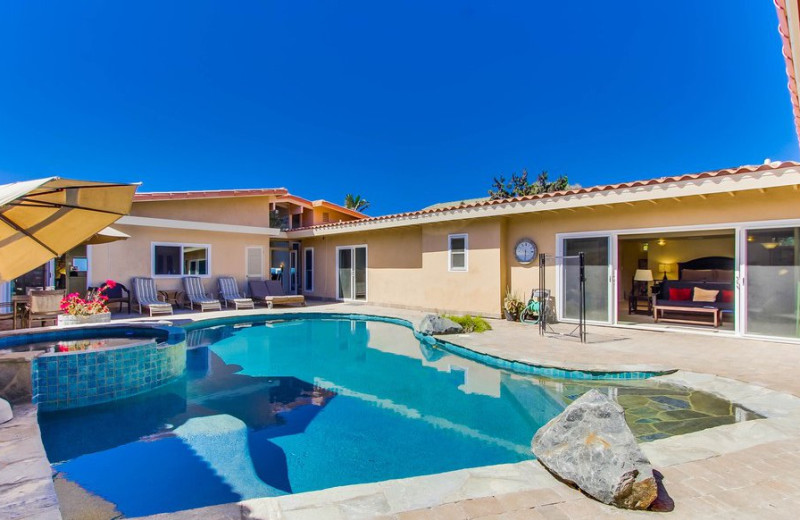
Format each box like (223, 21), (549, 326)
(669, 287), (692, 301)
(721, 290), (734, 303)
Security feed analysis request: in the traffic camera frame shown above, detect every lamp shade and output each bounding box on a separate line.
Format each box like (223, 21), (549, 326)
(633, 269), (654, 282)
(658, 263), (670, 273)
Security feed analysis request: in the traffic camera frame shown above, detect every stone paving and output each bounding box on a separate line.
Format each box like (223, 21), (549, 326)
(4, 302), (800, 519)
(0, 404), (61, 520)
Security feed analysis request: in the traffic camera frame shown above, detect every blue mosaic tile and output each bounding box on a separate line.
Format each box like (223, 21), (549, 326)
(33, 339), (186, 412)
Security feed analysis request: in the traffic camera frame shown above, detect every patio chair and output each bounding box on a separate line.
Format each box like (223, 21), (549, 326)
(132, 277), (173, 316)
(248, 280), (274, 309)
(218, 277), (255, 310)
(0, 301), (15, 330)
(27, 290), (65, 328)
(182, 276), (222, 312)
(265, 280), (306, 307)
(101, 282), (131, 314)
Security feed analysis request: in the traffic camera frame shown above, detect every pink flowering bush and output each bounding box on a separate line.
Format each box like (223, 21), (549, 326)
(59, 279), (117, 316)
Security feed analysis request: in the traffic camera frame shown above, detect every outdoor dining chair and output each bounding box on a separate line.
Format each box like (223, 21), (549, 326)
(27, 290), (65, 328)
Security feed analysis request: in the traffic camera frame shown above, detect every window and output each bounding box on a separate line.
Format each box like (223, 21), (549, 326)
(304, 248), (314, 292)
(448, 234), (468, 272)
(153, 243), (211, 276)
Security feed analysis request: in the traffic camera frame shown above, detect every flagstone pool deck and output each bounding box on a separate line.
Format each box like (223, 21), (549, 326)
(4, 302), (800, 519)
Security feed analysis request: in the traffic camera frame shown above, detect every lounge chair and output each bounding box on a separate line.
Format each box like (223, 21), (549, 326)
(27, 290), (65, 327)
(265, 280), (306, 307)
(218, 277), (255, 310)
(248, 280), (274, 308)
(132, 277), (173, 316)
(183, 276), (222, 312)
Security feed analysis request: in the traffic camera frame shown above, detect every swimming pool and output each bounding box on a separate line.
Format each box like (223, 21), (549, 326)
(38, 317), (759, 517)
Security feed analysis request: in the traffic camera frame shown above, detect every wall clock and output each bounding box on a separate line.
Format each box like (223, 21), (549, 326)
(515, 238), (537, 265)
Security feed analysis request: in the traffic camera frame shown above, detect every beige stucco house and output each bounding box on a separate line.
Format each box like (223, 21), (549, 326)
(81, 161), (800, 342)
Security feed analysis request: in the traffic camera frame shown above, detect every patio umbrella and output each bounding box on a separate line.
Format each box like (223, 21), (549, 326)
(83, 226), (130, 245)
(0, 177), (138, 282)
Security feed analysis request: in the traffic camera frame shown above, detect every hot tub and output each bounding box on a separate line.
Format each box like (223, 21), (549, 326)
(0, 324), (186, 411)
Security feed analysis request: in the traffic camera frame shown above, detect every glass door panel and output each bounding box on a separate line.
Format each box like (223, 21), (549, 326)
(355, 246), (367, 301)
(562, 236), (611, 323)
(338, 248), (353, 300)
(745, 227), (800, 339)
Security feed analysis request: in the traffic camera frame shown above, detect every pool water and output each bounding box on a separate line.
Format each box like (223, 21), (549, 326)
(38, 318), (758, 517)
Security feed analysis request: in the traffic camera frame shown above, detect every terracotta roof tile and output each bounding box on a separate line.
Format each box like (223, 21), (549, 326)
(134, 188), (288, 201)
(775, 0), (800, 146)
(292, 161), (800, 232)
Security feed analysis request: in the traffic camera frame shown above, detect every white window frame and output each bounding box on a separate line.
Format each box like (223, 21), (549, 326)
(151, 242), (212, 278)
(304, 247), (314, 293)
(448, 234), (469, 272)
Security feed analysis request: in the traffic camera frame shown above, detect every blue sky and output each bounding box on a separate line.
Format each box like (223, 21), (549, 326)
(0, 1), (795, 215)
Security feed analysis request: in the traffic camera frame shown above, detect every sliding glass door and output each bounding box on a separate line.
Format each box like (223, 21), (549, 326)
(561, 236), (612, 323)
(744, 227), (800, 339)
(337, 246), (368, 301)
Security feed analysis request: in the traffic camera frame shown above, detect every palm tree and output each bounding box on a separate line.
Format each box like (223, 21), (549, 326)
(344, 194), (370, 212)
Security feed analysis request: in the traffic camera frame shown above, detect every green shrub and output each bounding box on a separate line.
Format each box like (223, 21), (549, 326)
(445, 314), (492, 333)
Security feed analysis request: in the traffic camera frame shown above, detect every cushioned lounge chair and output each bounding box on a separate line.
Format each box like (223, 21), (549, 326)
(218, 277), (255, 310)
(265, 280), (306, 307)
(183, 276), (222, 312)
(248, 280), (274, 309)
(132, 277), (173, 316)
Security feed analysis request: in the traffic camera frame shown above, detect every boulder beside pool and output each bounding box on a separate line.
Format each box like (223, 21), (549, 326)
(417, 314), (463, 335)
(531, 389), (659, 510)
(0, 397), (12, 424)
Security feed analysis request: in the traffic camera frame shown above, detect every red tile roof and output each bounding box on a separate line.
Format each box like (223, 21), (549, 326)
(775, 0), (800, 146)
(134, 188), (288, 201)
(292, 161), (800, 232)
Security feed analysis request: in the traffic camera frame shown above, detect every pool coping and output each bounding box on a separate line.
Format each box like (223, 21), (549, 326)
(130, 368), (800, 520)
(3, 306), (800, 519)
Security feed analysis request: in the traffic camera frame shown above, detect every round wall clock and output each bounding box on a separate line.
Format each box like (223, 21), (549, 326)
(515, 238), (538, 265)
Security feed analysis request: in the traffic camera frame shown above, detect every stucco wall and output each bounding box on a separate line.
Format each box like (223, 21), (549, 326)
(303, 219), (505, 316)
(506, 186), (800, 299)
(89, 225), (269, 293)
(131, 196), (274, 227)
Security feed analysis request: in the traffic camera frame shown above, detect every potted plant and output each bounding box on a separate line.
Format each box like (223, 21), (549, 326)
(503, 286), (524, 321)
(57, 280), (116, 327)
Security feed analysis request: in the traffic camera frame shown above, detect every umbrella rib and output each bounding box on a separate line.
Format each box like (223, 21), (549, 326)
(25, 184), (136, 198)
(9, 198), (127, 216)
(0, 213), (60, 256)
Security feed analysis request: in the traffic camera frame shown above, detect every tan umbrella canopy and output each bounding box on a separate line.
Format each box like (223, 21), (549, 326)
(83, 226), (131, 245)
(0, 177), (138, 282)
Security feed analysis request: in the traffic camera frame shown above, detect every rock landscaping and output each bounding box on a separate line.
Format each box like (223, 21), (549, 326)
(417, 314), (463, 335)
(531, 389), (660, 510)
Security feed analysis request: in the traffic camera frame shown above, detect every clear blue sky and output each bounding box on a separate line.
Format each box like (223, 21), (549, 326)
(0, 1), (796, 215)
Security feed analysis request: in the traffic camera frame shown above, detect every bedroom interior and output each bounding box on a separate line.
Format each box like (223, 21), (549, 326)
(617, 230), (736, 330)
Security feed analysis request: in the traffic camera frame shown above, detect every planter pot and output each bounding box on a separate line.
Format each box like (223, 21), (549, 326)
(58, 312), (112, 327)
(504, 310), (518, 322)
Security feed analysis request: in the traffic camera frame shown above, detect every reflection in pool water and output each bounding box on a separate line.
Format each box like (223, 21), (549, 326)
(38, 319), (759, 517)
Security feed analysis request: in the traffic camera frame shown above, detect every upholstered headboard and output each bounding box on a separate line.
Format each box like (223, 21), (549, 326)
(678, 256), (734, 281)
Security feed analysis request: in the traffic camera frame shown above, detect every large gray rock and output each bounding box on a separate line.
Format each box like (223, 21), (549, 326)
(531, 389), (658, 510)
(417, 315), (463, 335)
(0, 398), (12, 424)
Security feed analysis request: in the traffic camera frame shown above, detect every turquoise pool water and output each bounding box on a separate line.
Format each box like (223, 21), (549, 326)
(37, 318), (756, 517)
